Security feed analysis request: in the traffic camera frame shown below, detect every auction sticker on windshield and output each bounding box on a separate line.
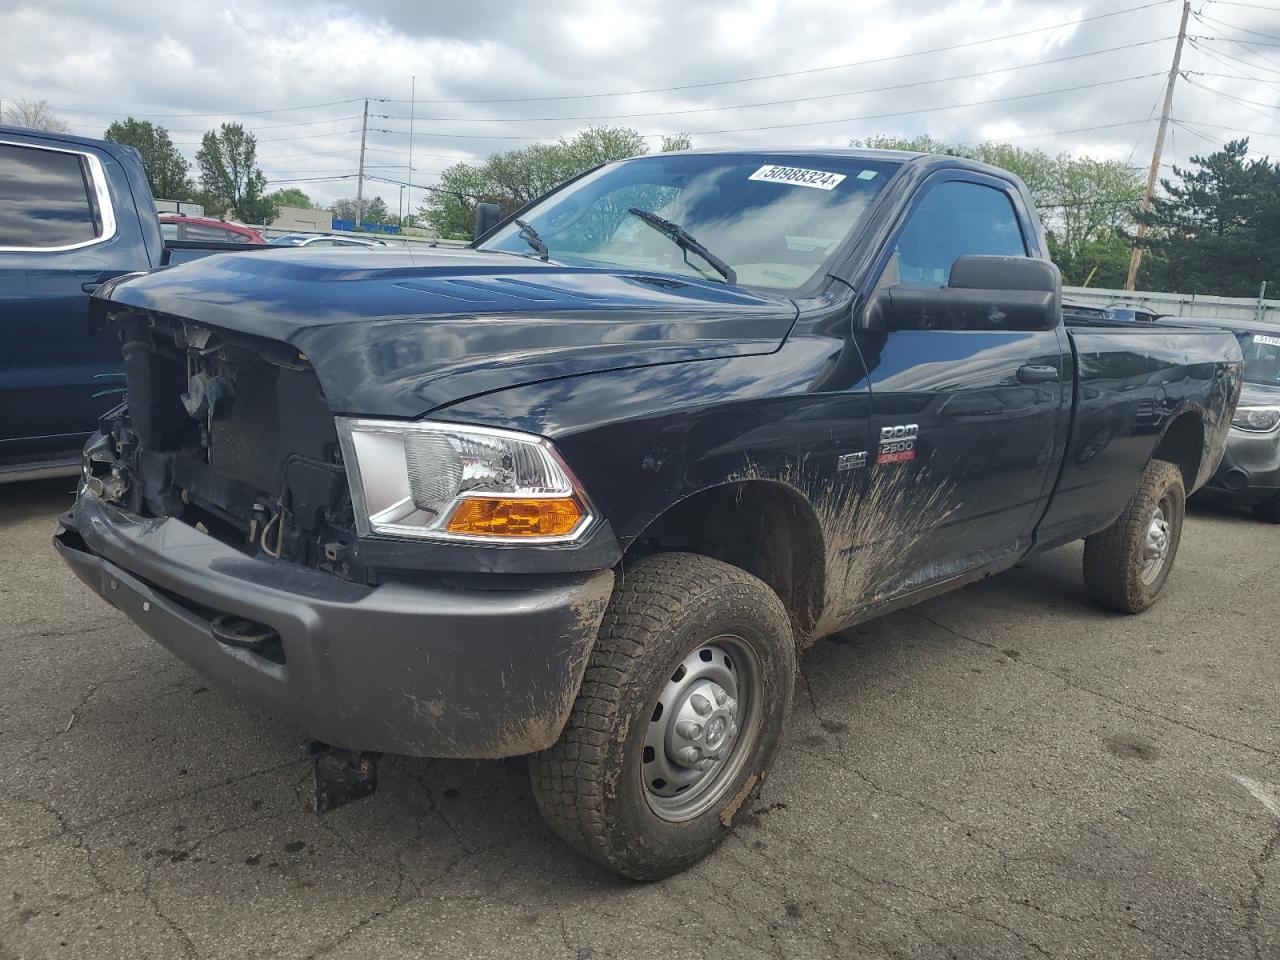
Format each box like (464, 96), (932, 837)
(1256, 334), (1280, 347)
(748, 165), (848, 190)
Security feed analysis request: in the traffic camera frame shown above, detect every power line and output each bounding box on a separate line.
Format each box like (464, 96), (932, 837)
(954, 118), (1158, 149)
(380, 0), (1179, 105)
(1195, 11), (1280, 44)
(1173, 116), (1280, 139)
(159, 115), (361, 134)
(1185, 76), (1280, 116)
(383, 37), (1176, 125)
(1207, 0), (1280, 9)
(169, 129), (360, 146)
(375, 72), (1166, 141)
(48, 97), (374, 119)
(1187, 36), (1280, 74)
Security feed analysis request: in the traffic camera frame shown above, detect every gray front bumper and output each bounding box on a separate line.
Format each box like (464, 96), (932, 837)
(1204, 426), (1280, 503)
(54, 494), (613, 758)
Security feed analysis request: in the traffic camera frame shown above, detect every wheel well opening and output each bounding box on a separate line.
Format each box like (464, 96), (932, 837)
(627, 481), (825, 646)
(1152, 413), (1204, 491)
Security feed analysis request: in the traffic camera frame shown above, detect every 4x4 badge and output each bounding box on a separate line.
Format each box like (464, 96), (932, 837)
(837, 451), (867, 471)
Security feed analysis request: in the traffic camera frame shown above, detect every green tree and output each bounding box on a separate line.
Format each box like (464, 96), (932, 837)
(418, 126), (668, 240)
(104, 118), (193, 200)
(329, 198), (358, 221)
(195, 123), (273, 223)
(1140, 139), (1280, 297)
(362, 196), (390, 224)
(266, 187), (313, 210)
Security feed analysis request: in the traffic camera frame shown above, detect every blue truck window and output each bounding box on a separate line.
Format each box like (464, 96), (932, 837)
(895, 180), (1028, 286)
(0, 143), (100, 249)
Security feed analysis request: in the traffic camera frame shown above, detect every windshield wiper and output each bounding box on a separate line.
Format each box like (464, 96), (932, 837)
(627, 208), (737, 285)
(514, 218), (549, 261)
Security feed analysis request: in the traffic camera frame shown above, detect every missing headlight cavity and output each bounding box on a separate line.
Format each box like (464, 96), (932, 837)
(106, 309), (359, 577)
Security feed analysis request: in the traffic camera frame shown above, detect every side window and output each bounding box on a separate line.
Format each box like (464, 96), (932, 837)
(0, 143), (103, 249)
(891, 181), (1027, 287)
(160, 221), (179, 240)
(184, 223), (238, 242)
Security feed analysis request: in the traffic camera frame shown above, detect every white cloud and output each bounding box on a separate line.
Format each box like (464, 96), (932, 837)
(3, 0), (1277, 208)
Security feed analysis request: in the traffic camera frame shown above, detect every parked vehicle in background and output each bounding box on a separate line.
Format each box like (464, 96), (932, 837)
(159, 214), (265, 244)
(1166, 317), (1280, 522)
(1106, 302), (1162, 323)
(1061, 298), (1112, 323)
(57, 148), (1241, 879)
(0, 127), (269, 482)
(269, 233), (387, 247)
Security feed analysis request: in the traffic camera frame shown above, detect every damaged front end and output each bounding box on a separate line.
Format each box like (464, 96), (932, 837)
(59, 307), (616, 764)
(87, 310), (361, 580)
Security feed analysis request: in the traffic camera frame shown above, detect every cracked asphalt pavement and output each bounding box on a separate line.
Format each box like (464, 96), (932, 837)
(2, 478), (1277, 960)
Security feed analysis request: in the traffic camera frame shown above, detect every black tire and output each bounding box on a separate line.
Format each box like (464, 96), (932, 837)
(1253, 494), (1280, 524)
(1083, 458), (1186, 614)
(529, 552), (796, 880)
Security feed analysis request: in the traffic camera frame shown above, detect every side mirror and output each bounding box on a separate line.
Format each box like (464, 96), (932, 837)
(865, 256), (1061, 332)
(473, 202), (501, 240)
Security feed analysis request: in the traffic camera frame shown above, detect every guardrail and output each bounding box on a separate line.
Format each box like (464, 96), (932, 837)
(1065, 285), (1279, 324)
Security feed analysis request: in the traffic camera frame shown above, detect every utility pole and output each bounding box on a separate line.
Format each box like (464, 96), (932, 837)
(355, 98), (369, 230)
(407, 76), (415, 226)
(1127, 0), (1190, 291)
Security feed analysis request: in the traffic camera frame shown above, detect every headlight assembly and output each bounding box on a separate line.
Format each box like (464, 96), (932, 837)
(1231, 406), (1280, 433)
(336, 418), (592, 543)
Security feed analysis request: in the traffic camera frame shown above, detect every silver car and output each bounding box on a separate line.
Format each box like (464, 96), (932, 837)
(268, 233), (387, 248)
(1175, 317), (1280, 522)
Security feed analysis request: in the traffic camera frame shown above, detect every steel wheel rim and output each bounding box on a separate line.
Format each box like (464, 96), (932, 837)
(1142, 498), (1173, 585)
(641, 635), (763, 823)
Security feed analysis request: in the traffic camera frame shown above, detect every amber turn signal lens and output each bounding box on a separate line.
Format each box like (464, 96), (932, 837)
(446, 497), (583, 537)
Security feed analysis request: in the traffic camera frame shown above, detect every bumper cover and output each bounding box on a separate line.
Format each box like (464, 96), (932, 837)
(1204, 427), (1280, 503)
(54, 494), (613, 758)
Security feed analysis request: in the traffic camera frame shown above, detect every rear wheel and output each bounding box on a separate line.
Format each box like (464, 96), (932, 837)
(1083, 459), (1185, 614)
(1254, 494), (1280, 524)
(529, 552), (796, 880)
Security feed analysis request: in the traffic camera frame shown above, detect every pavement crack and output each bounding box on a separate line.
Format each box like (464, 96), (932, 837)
(904, 610), (1279, 760)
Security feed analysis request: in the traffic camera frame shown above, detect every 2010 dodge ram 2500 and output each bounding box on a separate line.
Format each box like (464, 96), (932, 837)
(54, 149), (1242, 879)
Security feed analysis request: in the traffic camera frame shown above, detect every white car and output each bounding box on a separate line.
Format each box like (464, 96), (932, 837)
(269, 233), (387, 248)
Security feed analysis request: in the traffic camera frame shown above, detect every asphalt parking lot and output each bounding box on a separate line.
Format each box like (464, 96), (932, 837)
(1, 478), (1276, 960)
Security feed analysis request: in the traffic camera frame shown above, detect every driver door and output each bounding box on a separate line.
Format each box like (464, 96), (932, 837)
(849, 174), (1072, 603)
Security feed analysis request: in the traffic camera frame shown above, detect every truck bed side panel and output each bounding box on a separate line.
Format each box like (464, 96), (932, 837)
(1034, 326), (1241, 549)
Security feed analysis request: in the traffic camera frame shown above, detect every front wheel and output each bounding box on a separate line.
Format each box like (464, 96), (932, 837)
(1083, 458), (1186, 613)
(529, 552), (796, 880)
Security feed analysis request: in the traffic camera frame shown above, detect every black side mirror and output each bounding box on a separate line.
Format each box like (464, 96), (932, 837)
(865, 256), (1061, 332)
(473, 202), (501, 240)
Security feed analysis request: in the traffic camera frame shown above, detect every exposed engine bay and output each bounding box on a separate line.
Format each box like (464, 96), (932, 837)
(87, 310), (361, 581)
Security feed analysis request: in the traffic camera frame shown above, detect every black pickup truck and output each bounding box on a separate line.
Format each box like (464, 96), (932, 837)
(54, 149), (1241, 879)
(0, 126), (267, 482)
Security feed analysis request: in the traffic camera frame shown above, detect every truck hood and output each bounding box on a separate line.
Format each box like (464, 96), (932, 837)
(98, 248), (797, 417)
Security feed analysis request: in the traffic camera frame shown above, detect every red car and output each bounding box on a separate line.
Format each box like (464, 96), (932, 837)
(158, 214), (265, 244)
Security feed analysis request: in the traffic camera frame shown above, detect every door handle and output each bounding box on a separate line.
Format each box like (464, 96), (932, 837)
(1017, 364), (1060, 384)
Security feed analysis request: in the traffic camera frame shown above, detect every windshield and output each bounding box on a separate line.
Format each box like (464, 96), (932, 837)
(1239, 331), (1280, 385)
(269, 234), (309, 245)
(478, 153), (901, 291)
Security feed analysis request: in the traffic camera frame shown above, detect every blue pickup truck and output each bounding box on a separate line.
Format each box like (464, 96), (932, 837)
(54, 147), (1241, 879)
(0, 126), (263, 481)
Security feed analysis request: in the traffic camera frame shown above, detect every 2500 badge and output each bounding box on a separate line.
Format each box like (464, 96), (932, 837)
(877, 424), (918, 465)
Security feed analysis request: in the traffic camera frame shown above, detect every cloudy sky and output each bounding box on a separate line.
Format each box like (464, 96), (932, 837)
(3, 0), (1278, 210)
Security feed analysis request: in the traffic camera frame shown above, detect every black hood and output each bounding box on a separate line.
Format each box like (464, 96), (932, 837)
(98, 248), (798, 417)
